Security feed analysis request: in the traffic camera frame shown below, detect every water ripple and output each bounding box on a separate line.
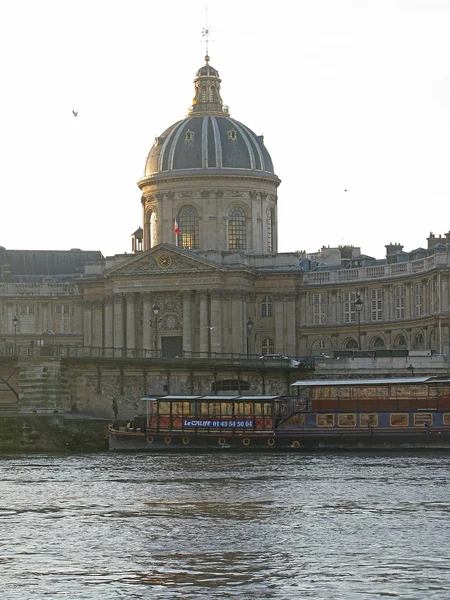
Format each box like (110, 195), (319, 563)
(1, 452), (450, 599)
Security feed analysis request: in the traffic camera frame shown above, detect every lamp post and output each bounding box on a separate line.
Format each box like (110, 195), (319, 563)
(355, 293), (364, 350)
(13, 315), (18, 356)
(152, 301), (160, 356)
(246, 317), (253, 357)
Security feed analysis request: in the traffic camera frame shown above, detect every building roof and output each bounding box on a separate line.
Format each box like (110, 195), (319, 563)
(0, 248), (103, 281)
(142, 57), (278, 181)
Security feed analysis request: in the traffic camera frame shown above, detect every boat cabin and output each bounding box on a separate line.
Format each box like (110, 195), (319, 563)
(142, 395), (285, 433)
(286, 376), (450, 431)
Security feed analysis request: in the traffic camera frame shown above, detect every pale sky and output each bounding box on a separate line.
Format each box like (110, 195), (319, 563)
(1, 0), (449, 259)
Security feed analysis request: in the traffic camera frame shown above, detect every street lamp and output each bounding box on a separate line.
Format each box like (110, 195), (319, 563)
(13, 315), (18, 356)
(152, 301), (160, 355)
(355, 293), (364, 350)
(246, 317), (254, 357)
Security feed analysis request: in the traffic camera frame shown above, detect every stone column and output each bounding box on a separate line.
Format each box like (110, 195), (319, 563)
(83, 301), (92, 346)
(92, 301), (103, 348)
(104, 296), (113, 349)
(231, 291), (244, 354)
(210, 289), (223, 356)
(274, 293), (284, 354)
(125, 293), (136, 353)
(142, 293), (152, 350)
(405, 283), (412, 319)
(41, 302), (49, 332)
(441, 274), (449, 312)
(198, 290), (209, 356)
(285, 293), (296, 356)
(73, 302), (83, 334)
(113, 295), (124, 350)
(182, 291), (193, 355)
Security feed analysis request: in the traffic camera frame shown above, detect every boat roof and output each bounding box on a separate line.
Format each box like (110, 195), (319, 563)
(292, 376), (450, 387)
(141, 395), (280, 401)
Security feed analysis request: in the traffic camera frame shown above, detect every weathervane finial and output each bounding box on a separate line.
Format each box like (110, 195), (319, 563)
(201, 7), (213, 60)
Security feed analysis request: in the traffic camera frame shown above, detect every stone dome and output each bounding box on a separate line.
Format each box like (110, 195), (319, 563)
(144, 116), (275, 177)
(142, 56), (279, 182)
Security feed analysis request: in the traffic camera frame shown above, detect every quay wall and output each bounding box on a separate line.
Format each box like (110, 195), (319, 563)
(0, 414), (109, 453)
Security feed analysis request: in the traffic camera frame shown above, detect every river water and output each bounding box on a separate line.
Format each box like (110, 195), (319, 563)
(1, 452), (450, 599)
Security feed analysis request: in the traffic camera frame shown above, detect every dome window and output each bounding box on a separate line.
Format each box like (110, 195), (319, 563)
(185, 129), (195, 143)
(228, 207), (246, 250)
(227, 128), (238, 142)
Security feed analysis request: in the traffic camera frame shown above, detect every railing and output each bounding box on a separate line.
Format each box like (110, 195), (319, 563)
(0, 343), (313, 369)
(304, 254), (449, 285)
(0, 282), (79, 297)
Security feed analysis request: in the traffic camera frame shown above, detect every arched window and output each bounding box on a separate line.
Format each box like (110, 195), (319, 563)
(260, 296), (273, 317)
(344, 338), (358, 350)
(209, 86), (215, 102)
(228, 207), (246, 250)
(178, 206), (199, 250)
(313, 339), (326, 350)
(413, 332), (424, 350)
(371, 336), (385, 349)
(201, 86), (207, 102)
(394, 335), (407, 350)
(267, 208), (275, 253)
(150, 210), (157, 248)
(261, 338), (274, 355)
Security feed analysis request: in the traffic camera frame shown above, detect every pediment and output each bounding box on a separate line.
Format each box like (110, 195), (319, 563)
(104, 244), (220, 277)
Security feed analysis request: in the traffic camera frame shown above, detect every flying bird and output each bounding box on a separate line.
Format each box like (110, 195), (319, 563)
(72, 110), (78, 117)
(207, 326), (216, 330)
(344, 189), (347, 192)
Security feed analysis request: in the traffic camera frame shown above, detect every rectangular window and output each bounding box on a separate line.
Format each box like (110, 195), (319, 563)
(28, 305), (35, 314)
(390, 413), (409, 427)
(20, 305), (27, 314)
(443, 414), (450, 425)
(371, 288), (383, 321)
(55, 305), (62, 314)
(63, 304), (70, 314)
(414, 413), (433, 426)
(394, 286), (405, 319)
(414, 282), (422, 317)
(316, 414), (334, 427)
(312, 293), (327, 325)
(360, 414), (379, 427)
(338, 414), (356, 427)
(343, 291), (356, 323)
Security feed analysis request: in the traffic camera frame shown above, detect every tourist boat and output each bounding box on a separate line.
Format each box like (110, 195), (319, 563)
(108, 376), (450, 451)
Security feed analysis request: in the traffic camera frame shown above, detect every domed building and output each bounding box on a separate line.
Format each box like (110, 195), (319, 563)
(77, 55), (302, 365)
(138, 55), (280, 254)
(2, 54), (449, 396)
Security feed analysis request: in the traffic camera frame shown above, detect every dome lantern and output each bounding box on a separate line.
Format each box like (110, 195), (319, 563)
(188, 55), (228, 117)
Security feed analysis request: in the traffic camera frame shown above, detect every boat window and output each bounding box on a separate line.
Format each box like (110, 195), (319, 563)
(220, 402), (233, 416)
(316, 414), (334, 427)
(338, 414), (356, 427)
(414, 413), (433, 426)
(158, 401), (170, 415)
(171, 402), (191, 416)
(360, 414), (379, 427)
(390, 413), (409, 427)
(263, 402), (273, 416)
(244, 403), (254, 416)
(443, 414), (450, 425)
(200, 402), (221, 417)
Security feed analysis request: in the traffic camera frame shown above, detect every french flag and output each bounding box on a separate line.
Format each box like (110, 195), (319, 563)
(174, 214), (179, 235)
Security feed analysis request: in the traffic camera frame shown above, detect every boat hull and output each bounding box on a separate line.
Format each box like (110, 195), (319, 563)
(109, 429), (450, 452)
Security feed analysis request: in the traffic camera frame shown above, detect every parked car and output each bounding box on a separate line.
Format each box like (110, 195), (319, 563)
(311, 353), (331, 359)
(259, 354), (300, 368)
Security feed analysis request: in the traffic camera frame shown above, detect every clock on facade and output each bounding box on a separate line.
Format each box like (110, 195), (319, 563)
(157, 254), (173, 269)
